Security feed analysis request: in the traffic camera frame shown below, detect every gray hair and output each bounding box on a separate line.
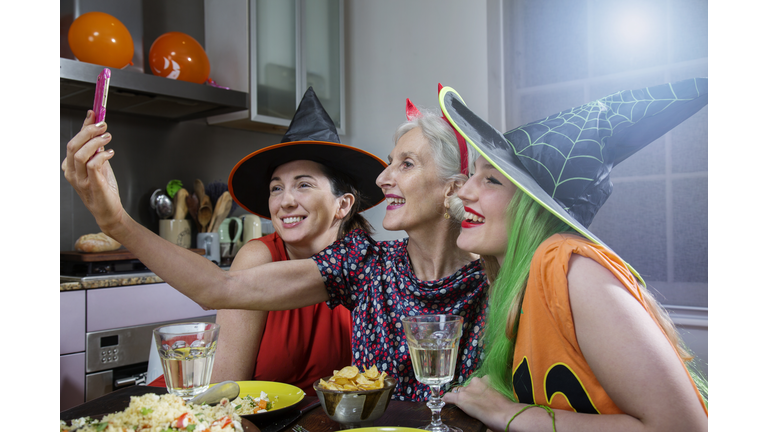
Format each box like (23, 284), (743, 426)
(393, 107), (469, 222)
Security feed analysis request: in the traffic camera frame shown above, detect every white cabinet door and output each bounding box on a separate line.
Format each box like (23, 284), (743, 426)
(61, 291), (85, 355)
(86, 283), (211, 332)
(61, 352), (85, 411)
(206, 0), (345, 133)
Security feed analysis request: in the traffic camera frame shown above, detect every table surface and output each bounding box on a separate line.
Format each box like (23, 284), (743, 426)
(60, 386), (486, 432)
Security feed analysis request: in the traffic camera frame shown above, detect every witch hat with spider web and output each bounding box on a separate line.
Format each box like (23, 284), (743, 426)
(440, 78), (708, 282)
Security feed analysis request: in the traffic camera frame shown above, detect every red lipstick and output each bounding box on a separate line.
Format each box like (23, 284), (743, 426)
(461, 207), (484, 229)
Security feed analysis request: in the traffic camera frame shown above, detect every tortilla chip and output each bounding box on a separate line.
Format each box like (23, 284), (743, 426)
(336, 366), (360, 378)
(319, 364), (389, 391)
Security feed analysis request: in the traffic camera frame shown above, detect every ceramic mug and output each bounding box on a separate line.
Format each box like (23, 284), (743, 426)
(159, 219), (192, 248)
(242, 214), (262, 243)
(197, 232), (220, 264)
(218, 217), (243, 244)
(220, 242), (237, 266)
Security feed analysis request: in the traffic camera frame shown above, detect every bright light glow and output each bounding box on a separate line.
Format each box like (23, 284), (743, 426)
(111, 38), (116, 43)
(613, 4), (654, 47)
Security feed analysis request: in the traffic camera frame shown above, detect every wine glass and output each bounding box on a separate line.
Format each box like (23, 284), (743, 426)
(402, 314), (464, 432)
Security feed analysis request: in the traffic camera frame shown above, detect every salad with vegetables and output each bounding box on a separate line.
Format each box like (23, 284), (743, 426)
(232, 391), (277, 415)
(60, 393), (242, 432)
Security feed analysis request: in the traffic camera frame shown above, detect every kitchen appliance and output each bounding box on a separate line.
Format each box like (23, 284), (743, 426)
(60, 248), (218, 405)
(84, 315), (216, 401)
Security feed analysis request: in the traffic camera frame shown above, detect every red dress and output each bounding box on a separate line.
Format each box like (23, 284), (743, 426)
(149, 233), (353, 396)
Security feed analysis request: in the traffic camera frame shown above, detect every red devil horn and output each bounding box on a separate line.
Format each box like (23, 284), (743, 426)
(406, 98), (422, 121)
(437, 83), (468, 176)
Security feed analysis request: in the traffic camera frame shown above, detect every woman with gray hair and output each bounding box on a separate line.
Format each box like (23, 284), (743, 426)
(62, 86), (488, 402)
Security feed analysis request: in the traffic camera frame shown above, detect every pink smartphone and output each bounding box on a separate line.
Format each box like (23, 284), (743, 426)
(93, 68), (111, 123)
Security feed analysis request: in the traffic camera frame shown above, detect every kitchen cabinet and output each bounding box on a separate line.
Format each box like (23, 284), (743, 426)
(61, 291), (86, 355)
(61, 353), (86, 412)
(60, 1), (248, 122)
(61, 291), (86, 411)
(205, 0), (345, 134)
(59, 58), (249, 122)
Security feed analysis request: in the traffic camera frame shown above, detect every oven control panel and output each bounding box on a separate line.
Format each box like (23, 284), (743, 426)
(85, 316), (216, 373)
(86, 327), (149, 372)
(98, 334), (120, 365)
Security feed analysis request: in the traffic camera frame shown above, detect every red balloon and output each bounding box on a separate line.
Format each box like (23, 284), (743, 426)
(68, 11), (134, 69)
(149, 32), (210, 84)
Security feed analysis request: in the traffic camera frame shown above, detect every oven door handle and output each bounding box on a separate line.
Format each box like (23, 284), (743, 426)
(114, 373), (146, 389)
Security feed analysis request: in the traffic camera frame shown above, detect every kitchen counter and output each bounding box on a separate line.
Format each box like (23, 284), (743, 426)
(60, 265), (229, 291)
(59, 248), (223, 291)
(60, 273), (165, 291)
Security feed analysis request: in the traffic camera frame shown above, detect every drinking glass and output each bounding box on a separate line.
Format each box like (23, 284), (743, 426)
(402, 314), (464, 432)
(153, 322), (220, 400)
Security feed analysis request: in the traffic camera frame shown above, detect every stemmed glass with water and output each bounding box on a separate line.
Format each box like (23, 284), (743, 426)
(402, 314), (464, 432)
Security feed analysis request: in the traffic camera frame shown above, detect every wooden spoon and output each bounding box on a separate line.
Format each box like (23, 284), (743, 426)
(186, 193), (201, 232)
(195, 179), (213, 231)
(207, 191), (233, 234)
(173, 188), (189, 220)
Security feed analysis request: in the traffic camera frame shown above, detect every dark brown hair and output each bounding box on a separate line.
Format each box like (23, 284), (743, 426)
(317, 163), (374, 238)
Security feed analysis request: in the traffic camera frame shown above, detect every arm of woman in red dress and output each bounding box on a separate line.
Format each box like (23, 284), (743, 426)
(211, 240), (273, 383)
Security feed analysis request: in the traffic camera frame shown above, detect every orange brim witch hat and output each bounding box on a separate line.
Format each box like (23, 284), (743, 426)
(229, 87), (388, 218)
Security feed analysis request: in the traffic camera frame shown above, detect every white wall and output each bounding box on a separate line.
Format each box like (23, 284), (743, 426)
(342, 0), (494, 241)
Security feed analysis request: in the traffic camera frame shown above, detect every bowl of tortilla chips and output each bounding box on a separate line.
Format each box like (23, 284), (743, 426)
(313, 365), (396, 429)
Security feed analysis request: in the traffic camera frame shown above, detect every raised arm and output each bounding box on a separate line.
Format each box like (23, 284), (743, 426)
(62, 111), (329, 311)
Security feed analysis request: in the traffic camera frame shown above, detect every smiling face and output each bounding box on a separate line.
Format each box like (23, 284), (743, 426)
(268, 160), (346, 253)
(456, 157), (518, 263)
(375, 127), (450, 233)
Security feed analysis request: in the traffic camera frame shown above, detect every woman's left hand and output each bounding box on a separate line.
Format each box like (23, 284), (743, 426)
(443, 376), (521, 432)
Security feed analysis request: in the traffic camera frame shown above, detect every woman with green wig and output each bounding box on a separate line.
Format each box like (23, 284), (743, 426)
(439, 80), (708, 431)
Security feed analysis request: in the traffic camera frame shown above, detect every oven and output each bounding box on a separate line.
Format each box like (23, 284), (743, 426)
(61, 266), (218, 408)
(84, 314), (216, 401)
(60, 249), (219, 408)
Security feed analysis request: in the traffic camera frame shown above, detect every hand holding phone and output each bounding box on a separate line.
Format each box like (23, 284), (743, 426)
(93, 68), (111, 123)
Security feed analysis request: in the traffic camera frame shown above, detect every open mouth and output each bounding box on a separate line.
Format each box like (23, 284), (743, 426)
(386, 196), (405, 209)
(461, 208), (485, 228)
(281, 216), (306, 225)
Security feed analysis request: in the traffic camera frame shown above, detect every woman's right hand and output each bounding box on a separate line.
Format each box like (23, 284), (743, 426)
(61, 110), (126, 234)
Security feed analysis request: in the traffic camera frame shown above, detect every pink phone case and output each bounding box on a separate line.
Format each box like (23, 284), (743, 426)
(93, 68), (111, 123)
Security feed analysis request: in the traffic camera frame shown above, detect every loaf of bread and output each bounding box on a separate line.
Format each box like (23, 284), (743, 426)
(75, 232), (122, 253)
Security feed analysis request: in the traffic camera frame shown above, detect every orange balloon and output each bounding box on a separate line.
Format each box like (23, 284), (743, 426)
(68, 11), (134, 69)
(149, 32), (210, 84)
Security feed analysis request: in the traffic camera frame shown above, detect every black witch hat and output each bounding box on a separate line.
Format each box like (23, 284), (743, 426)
(229, 87), (387, 218)
(439, 78), (708, 280)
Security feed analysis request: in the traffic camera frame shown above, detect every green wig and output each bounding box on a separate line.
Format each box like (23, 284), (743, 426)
(472, 191), (707, 406)
(473, 191), (573, 401)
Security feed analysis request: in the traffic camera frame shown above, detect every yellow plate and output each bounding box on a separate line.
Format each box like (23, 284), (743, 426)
(346, 428), (424, 432)
(234, 381), (305, 417)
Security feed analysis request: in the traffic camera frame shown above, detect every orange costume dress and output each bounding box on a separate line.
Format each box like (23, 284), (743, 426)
(511, 234), (707, 415)
(150, 233), (353, 396)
